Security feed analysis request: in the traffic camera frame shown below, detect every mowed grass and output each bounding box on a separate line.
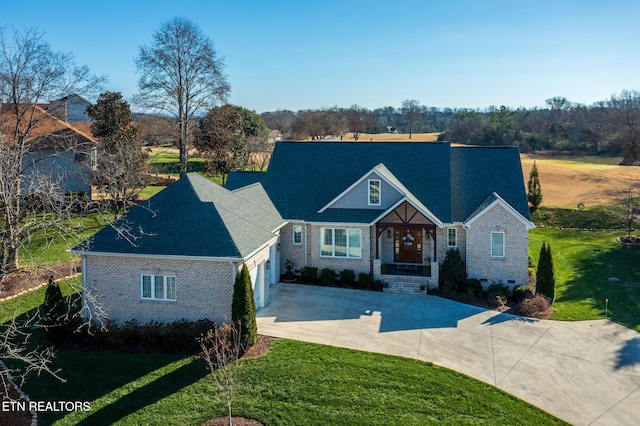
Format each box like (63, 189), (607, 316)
(529, 228), (640, 330)
(18, 212), (113, 266)
(22, 338), (565, 425)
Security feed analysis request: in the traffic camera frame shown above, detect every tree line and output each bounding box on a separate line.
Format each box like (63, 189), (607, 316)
(258, 93), (640, 166)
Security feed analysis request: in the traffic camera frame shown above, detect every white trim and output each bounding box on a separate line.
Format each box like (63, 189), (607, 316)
(292, 224), (303, 245)
(70, 250), (244, 263)
(490, 231), (506, 258)
(464, 193), (535, 230)
(446, 227), (458, 248)
(320, 227), (362, 259)
(368, 179), (381, 206)
(368, 197), (445, 228)
(70, 234), (280, 264)
(140, 274), (177, 301)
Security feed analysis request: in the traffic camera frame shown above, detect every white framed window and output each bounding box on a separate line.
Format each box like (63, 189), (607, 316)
(320, 228), (362, 258)
(491, 232), (505, 258)
(447, 228), (457, 247)
(292, 225), (302, 245)
(141, 274), (176, 301)
(368, 179), (381, 206)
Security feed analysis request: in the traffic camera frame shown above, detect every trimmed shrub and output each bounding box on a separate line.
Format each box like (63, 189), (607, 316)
(461, 279), (482, 298)
(67, 318), (217, 353)
(519, 294), (552, 319)
(299, 266), (317, 284)
(358, 272), (373, 289)
(513, 285), (532, 302)
(319, 268), (336, 286)
(339, 269), (355, 286)
(232, 264), (257, 349)
(440, 248), (466, 294)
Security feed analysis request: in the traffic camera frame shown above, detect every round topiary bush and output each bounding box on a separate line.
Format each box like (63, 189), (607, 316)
(513, 285), (532, 302)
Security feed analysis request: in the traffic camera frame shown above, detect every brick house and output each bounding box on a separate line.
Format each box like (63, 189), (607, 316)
(75, 141), (532, 324)
(73, 173), (285, 324)
(227, 141), (534, 291)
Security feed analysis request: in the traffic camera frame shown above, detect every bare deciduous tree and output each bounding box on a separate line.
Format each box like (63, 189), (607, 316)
(0, 26), (104, 278)
(134, 17), (230, 176)
(199, 322), (245, 426)
(0, 26), (110, 388)
(401, 99), (421, 139)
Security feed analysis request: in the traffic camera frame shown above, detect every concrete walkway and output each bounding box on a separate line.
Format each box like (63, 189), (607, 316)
(257, 283), (640, 426)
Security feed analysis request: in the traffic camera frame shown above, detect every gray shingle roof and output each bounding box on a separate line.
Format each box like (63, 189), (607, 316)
(227, 141), (453, 221)
(227, 141), (530, 224)
(77, 173), (285, 258)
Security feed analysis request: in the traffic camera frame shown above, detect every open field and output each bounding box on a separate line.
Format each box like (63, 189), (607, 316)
(521, 155), (640, 208)
(341, 132), (441, 142)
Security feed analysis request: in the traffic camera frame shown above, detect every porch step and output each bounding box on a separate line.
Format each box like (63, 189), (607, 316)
(384, 281), (428, 295)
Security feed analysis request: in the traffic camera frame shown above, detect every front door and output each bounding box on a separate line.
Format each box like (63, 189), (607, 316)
(394, 228), (422, 263)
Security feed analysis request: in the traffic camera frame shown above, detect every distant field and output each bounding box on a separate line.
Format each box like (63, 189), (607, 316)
(521, 155), (640, 208)
(341, 132), (441, 142)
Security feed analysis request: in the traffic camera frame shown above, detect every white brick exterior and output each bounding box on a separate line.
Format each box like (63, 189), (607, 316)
(465, 203), (529, 288)
(83, 242), (275, 325)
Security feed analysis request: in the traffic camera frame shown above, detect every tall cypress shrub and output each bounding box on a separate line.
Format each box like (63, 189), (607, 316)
(536, 242), (556, 302)
(231, 264), (257, 349)
(527, 160), (543, 211)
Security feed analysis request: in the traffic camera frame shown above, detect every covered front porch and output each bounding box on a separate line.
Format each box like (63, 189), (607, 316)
(371, 201), (441, 290)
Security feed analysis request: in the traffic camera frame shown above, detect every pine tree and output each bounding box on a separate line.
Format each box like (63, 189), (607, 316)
(231, 264), (257, 349)
(43, 277), (67, 342)
(527, 160), (543, 211)
(536, 243), (556, 302)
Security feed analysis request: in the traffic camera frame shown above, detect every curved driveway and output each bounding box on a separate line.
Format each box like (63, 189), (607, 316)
(257, 284), (640, 426)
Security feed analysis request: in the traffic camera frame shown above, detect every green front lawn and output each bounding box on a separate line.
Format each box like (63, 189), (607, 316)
(18, 212), (112, 267)
(529, 228), (640, 331)
(22, 339), (565, 425)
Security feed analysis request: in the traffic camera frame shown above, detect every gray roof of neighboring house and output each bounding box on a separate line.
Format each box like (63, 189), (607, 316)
(76, 173), (285, 259)
(226, 141), (530, 224)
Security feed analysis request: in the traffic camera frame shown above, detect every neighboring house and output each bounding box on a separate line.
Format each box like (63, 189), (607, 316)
(0, 103), (97, 197)
(73, 173), (286, 324)
(226, 141), (534, 290)
(48, 94), (93, 123)
(75, 141), (532, 325)
(268, 129), (283, 143)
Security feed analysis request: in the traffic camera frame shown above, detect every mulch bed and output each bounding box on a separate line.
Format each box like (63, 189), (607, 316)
(0, 260), (81, 300)
(1, 372), (33, 426)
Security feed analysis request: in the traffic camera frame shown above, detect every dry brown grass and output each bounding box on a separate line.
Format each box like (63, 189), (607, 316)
(341, 132), (441, 142)
(520, 155), (640, 208)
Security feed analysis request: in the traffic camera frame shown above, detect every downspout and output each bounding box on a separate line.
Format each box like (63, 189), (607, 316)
(81, 256), (87, 319)
(304, 223), (309, 267)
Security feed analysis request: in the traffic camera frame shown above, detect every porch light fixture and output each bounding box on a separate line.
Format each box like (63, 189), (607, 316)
(277, 243), (281, 251)
(266, 260), (271, 270)
(387, 229), (391, 238)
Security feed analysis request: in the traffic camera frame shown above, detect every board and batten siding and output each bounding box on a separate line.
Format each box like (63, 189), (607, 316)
(330, 172), (403, 209)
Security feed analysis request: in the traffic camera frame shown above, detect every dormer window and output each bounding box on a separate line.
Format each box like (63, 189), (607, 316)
(368, 179), (381, 206)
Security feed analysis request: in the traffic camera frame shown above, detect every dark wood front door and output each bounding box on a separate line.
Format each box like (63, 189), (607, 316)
(394, 228), (422, 263)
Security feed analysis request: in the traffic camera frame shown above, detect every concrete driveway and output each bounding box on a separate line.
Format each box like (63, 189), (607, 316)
(257, 283), (640, 426)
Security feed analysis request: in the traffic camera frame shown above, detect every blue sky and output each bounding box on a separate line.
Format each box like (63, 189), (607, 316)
(4, 0), (640, 113)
